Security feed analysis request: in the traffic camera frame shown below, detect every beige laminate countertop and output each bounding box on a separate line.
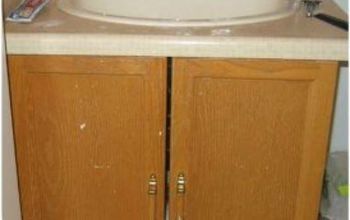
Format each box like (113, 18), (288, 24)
(4, 0), (349, 60)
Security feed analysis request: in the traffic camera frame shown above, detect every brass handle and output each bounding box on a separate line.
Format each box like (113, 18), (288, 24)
(177, 173), (185, 194)
(148, 174), (157, 220)
(148, 174), (157, 195)
(176, 173), (186, 220)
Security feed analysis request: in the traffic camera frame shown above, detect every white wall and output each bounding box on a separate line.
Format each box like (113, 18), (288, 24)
(2, 50), (22, 220)
(330, 66), (348, 152)
(2, 0), (22, 217)
(334, 0), (348, 11)
(329, 0), (348, 152)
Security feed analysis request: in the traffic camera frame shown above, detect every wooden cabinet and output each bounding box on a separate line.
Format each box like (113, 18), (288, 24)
(8, 56), (338, 220)
(170, 59), (338, 220)
(8, 56), (167, 220)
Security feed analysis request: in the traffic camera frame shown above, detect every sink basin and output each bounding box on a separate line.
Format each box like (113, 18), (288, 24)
(58, 0), (299, 27)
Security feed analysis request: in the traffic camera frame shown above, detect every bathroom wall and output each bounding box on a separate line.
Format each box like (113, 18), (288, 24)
(2, 4), (22, 219)
(329, 0), (348, 152)
(334, 0), (348, 11)
(330, 66), (348, 152)
(2, 46), (22, 220)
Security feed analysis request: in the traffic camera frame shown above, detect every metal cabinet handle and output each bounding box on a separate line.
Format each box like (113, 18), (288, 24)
(176, 173), (186, 220)
(148, 174), (157, 220)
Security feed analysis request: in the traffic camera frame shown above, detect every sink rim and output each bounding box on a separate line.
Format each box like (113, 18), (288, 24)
(58, 0), (300, 27)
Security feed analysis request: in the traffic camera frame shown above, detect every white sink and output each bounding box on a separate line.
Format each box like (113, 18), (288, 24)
(58, 0), (299, 27)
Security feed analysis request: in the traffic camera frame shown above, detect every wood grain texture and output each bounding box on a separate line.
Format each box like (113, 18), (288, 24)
(8, 55), (167, 220)
(170, 59), (338, 220)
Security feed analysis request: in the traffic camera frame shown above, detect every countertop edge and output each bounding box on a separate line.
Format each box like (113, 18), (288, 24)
(5, 33), (348, 61)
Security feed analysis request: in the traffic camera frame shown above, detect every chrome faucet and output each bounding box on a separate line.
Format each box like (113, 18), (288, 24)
(303, 0), (321, 17)
(302, 0), (348, 31)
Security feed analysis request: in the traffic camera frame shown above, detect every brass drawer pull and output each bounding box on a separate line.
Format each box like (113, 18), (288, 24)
(176, 173), (186, 220)
(177, 173), (186, 194)
(148, 174), (157, 220)
(148, 174), (157, 195)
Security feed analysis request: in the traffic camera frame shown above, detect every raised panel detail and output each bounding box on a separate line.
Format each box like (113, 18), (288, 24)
(188, 78), (309, 219)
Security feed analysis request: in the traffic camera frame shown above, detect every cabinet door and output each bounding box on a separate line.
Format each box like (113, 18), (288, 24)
(9, 56), (166, 220)
(170, 59), (338, 220)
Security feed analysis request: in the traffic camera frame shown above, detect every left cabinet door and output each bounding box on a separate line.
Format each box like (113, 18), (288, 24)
(8, 56), (166, 220)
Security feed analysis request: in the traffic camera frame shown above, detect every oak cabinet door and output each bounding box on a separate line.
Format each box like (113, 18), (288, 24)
(8, 56), (166, 220)
(170, 59), (338, 220)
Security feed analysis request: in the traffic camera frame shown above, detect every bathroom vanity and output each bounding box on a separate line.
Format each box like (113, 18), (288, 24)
(5, 0), (348, 219)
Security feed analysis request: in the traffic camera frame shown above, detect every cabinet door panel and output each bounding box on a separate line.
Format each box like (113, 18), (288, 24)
(9, 56), (166, 220)
(170, 59), (338, 220)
